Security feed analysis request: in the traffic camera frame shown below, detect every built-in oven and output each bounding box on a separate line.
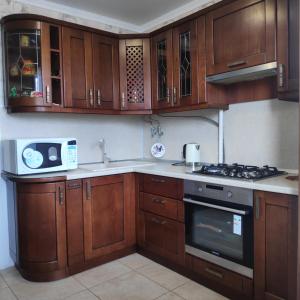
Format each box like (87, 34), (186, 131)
(184, 180), (253, 278)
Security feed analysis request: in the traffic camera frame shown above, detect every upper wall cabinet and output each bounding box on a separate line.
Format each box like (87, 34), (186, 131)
(63, 28), (120, 109)
(3, 20), (63, 108)
(119, 39), (151, 111)
(206, 0), (276, 75)
(151, 18), (205, 110)
(62, 28), (93, 109)
(277, 0), (299, 101)
(92, 34), (119, 109)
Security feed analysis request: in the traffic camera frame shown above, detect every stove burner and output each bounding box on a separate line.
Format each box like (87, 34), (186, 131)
(193, 163), (286, 181)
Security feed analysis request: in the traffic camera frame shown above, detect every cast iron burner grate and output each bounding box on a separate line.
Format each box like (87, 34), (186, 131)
(192, 163), (287, 181)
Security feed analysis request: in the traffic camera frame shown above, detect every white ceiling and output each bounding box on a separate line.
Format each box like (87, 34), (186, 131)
(50, 0), (197, 25)
(19, 0), (216, 32)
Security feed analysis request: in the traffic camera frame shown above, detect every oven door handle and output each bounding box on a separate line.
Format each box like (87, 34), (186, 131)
(183, 198), (250, 215)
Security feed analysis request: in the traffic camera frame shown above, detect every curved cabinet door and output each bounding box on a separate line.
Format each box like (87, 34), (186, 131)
(16, 182), (67, 281)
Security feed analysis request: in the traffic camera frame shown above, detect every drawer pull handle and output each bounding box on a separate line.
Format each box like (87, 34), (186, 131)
(67, 183), (81, 189)
(152, 198), (166, 205)
(58, 186), (64, 205)
(151, 178), (166, 183)
(166, 87), (170, 103)
(227, 60), (247, 68)
(151, 217), (167, 225)
(205, 268), (223, 279)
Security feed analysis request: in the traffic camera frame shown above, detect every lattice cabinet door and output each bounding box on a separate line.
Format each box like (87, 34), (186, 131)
(119, 39), (151, 111)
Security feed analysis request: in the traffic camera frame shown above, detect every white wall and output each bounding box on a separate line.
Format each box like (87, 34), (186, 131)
(144, 100), (299, 170)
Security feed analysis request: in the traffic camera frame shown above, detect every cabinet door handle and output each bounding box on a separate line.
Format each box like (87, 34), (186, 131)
(121, 92), (126, 108)
(151, 178), (166, 183)
(173, 87), (177, 105)
(255, 196), (260, 219)
(152, 198), (166, 205)
(46, 85), (51, 103)
(86, 181), (91, 200)
(227, 60), (247, 68)
(278, 64), (285, 88)
(89, 89), (94, 106)
(166, 87), (170, 103)
(205, 268), (223, 279)
(58, 186), (64, 205)
(97, 89), (101, 106)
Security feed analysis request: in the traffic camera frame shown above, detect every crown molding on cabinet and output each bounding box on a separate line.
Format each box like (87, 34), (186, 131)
(16, 0), (221, 33)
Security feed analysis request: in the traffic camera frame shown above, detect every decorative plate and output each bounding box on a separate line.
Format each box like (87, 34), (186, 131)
(151, 143), (166, 158)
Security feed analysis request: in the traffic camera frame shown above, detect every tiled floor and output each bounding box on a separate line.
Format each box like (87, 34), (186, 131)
(0, 254), (228, 300)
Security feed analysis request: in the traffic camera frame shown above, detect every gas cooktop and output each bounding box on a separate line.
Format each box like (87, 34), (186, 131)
(191, 163), (287, 181)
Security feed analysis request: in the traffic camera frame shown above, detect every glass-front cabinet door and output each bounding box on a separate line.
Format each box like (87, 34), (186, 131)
(4, 20), (63, 108)
(151, 30), (173, 109)
(173, 20), (199, 106)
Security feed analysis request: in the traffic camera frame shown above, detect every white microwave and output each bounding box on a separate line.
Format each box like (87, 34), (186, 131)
(2, 138), (78, 175)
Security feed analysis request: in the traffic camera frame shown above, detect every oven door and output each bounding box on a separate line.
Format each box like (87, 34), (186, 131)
(184, 196), (253, 278)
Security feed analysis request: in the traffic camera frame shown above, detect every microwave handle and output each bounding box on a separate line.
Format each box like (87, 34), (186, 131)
(183, 198), (250, 215)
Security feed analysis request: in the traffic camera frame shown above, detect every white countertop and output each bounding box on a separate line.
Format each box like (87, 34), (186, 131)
(5, 160), (299, 196)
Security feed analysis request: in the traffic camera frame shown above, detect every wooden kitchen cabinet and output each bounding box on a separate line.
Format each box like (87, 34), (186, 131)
(92, 34), (120, 109)
(277, 0), (299, 101)
(62, 27), (93, 108)
(82, 174), (136, 261)
(138, 211), (185, 265)
(3, 20), (64, 108)
(119, 39), (152, 111)
(151, 30), (173, 109)
(206, 0), (276, 75)
(137, 174), (185, 265)
(254, 191), (298, 300)
(16, 181), (67, 281)
(152, 19), (204, 109)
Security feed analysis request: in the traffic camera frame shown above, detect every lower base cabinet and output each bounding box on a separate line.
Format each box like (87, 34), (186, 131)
(66, 173), (136, 270)
(254, 191), (298, 300)
(15, 181), (68, 281)
(137, 211), (185, 265)
(6, 173), (299, 300)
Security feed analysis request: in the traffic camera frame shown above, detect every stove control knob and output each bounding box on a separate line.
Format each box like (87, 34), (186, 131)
(227, 191), (233, 198)
(198, 186), (203, 193)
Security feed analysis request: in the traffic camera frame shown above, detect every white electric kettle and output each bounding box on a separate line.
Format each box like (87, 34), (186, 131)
(183, 143), (201, 166)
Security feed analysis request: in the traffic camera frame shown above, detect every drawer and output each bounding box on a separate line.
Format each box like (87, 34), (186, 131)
(142, 175), (183, 199)
(140, 192), (178, 220)
(188, 254), (253, 296)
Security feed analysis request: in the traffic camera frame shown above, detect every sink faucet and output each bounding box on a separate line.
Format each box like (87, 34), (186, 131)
(99, 139), (110, 164)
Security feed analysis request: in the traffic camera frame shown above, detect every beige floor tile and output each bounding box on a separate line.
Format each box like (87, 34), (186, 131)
(0, 274), (7, 289)
(1, 267), (28, 286)
(156, 292), (184, 300)
(137, 262), (190, 290)
(74, 260), (131, 289)
(90, 271), (167, 300)
(64, 290), (99, 300)
(8, 275), (85, 300)
(0, 287), (17, 300)
(173, 281), (229, 300)
(118, 253), (153, 269)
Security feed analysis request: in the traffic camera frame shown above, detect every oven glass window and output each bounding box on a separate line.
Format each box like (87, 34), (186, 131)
(187, 205), (244, 261)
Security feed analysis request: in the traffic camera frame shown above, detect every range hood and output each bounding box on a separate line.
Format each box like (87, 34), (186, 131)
(206, 62), (277, 85)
